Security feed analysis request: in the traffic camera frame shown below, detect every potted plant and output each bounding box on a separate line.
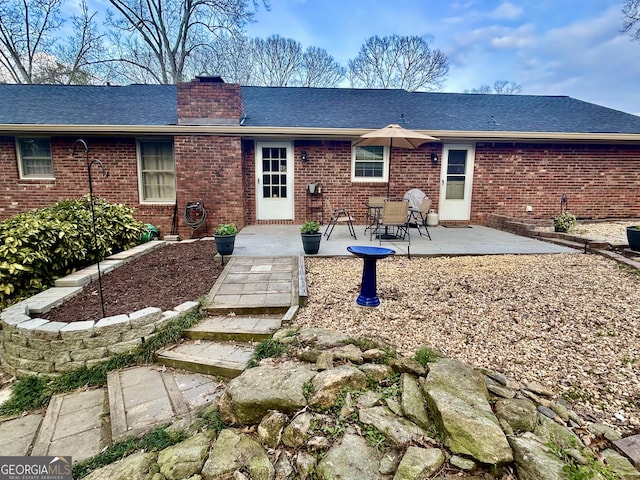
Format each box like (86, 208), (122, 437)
(627, 225), (640, 251)
(214, 223), (238, 256)
(553, 212), (577, 233)
(301, 220), (321, 254)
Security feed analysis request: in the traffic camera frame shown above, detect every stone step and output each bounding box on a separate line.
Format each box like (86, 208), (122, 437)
(31, 388), (108, 463)
(107, 366), (221, 441)
(184, 315), (282, 342)
(155, 340), (254, 378)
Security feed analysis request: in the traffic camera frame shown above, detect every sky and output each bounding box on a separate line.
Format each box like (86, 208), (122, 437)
(243, 0), (640, 115)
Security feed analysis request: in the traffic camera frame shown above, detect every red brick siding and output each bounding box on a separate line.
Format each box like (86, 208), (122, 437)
(0, 134), (246, 238)
(242, 140), (442, 225)
(0, 136), (139, 215)
(174, 135), (245, 237)
(3, 136), (640, 234)
(472, 143), (640, 222)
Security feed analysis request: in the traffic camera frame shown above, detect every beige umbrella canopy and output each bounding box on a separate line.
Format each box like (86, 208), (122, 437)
(354, 124), (439, 198)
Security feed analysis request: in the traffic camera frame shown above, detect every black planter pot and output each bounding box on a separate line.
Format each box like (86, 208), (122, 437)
(214, 234), (236, 256)
(301, 233), (321, 254)
(627, 227), (640, 251)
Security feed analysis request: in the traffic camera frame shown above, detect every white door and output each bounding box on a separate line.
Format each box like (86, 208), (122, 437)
(255, 142), (294, 220)
(438, 144), (475, 221)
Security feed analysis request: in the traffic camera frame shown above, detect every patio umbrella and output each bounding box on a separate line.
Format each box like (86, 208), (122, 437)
(354, 124), (439, 199)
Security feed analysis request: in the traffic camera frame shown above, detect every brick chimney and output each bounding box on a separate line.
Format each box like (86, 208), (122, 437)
(177, 76), (242, 125)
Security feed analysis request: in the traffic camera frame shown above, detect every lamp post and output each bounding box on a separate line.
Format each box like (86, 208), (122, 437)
(71, 139), (109, 318)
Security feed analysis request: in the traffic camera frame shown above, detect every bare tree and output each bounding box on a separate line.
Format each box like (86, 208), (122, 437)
(0, 0), (106, 84)
(466, 80), (523, 94)
(251, 35), (302, 86)
(106, 0), (266, 84)
(347, 35), (448, 91)
(0, 0), (64, 83)
(52, 1), (106, 84)
(203, 33), (257, 84)
(298, 46), (345, 88)
(623, 0), (640, 40)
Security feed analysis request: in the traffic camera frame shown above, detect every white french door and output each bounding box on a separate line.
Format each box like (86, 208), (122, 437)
(255, 142), (294, 220)
(438, 144), (475, 221)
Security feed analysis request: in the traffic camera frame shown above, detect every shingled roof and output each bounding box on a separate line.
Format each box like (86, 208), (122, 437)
(1, 83), (640, 135)
(241, 87), (640, 134)
(0, 84), (177, 125)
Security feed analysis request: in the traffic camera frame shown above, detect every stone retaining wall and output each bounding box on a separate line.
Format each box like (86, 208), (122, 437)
(0, 240), (201, 377)
(0, 301), (198, 377)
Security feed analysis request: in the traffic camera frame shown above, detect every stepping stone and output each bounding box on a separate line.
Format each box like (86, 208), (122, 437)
(0, 414), (43, 456)
(155, 340), (254, 378)
(614, 434), (640, 467)
(107, 365), (220, 441)
(184, 315), (281, 342)
(32, 388), (107, 463)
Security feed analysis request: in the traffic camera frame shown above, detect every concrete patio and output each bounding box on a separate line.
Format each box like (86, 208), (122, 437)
(229, 224), (575, 257)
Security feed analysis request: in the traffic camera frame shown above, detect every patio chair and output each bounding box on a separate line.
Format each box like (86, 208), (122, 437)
(376, 200), (410, 256)
(408, 196), (432, 240)
(324, 198), (357, 240)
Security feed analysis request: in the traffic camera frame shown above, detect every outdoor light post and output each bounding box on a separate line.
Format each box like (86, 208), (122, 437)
(71, 139), (109, 318)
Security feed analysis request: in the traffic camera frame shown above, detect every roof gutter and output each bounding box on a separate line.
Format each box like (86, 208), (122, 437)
(1, 124), (640, 143)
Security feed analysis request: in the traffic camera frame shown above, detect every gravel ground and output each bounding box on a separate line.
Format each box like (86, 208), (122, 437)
(295, 232), (640, 434)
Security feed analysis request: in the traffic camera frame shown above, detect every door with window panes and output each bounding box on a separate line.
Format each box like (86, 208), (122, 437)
(438, 144), (475, 221)
(255, 142), (293, 220)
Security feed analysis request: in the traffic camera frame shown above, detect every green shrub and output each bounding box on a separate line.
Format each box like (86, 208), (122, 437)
(214, 223), (238, 235)
(0, 196), (146, 308)
(553, 212), (577, 233)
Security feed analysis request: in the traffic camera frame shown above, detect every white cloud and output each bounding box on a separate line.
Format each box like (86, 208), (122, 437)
(489, 2), (524, 20)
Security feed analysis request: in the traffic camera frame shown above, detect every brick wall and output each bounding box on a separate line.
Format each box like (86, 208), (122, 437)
(0, 134), (247, 239)
(472, 143), (640, 223)
(243, 140), (443, 225)
(174, 135), (245, 237)
(3, 135), (640, 233)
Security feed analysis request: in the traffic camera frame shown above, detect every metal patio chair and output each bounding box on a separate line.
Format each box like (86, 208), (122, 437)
(408, 196), (432, 240)
(324, 197), (357, 240)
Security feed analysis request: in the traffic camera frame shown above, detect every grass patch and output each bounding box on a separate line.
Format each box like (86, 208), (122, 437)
(0, 304), (205, 418)
(548, 439), (619, 480)
(413, 347), (439, 366)
(247, 338), (288, 368)
(72, 425), (187, 479)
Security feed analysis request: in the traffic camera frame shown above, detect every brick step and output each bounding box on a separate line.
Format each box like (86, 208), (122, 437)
(184, 315), (281, 342)
(155, 340), (254, 378)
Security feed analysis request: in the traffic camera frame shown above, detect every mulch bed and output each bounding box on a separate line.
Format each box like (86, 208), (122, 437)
(42, 241), (223, 323)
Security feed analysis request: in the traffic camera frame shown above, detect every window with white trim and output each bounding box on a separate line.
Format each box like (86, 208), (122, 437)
(351, 145), (388, 182)
(17, 138), (53, 178)
(137, 138), (176, 203)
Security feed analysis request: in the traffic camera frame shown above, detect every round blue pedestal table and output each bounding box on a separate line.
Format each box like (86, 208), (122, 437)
(347, 246), (396, 307)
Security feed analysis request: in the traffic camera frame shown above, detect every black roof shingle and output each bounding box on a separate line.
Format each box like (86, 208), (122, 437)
(1, 83), (639, 134)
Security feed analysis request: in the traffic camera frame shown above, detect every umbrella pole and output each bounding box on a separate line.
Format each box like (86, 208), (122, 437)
(387, 139), (392, 200)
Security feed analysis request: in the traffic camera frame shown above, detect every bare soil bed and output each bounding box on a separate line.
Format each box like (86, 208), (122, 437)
(42, 240), (223, 323)
(295, 253), (640, 435)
